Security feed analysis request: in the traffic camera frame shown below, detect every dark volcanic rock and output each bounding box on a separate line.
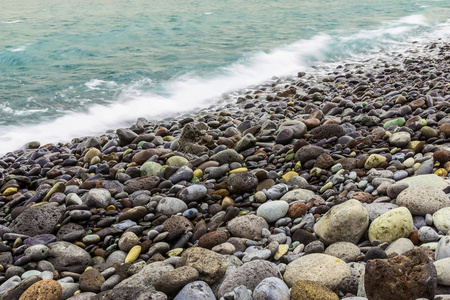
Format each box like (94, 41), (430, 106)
(365, 248), (437, 300)
(9, 203), (64, 237)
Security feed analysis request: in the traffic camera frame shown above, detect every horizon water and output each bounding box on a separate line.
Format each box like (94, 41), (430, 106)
(1, 0), (450, 156)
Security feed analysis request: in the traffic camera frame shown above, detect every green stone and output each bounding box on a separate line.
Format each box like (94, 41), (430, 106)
(106, 243), (118, 251)
(137, 141), (146, 149)
(91, 256), (105, 266)
(190, 176), (199, 184)
(82, 234), (100, 245)
(239, 210), (250, 215)
(285, 153), (295, 161)
(319, 182), (333, 193)
(141, 161), (163, 177)
(166, 156), (189, 167)
(21, 270), (41, 280)
(383, 117), (406, 129)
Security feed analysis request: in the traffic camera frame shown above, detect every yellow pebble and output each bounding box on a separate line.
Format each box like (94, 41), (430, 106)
(413, 162), (421, 171)
(274, 244), (289, 260)
(106, 205), (116, 211)
(310, 167), (322, 178)
(73, 290), (81, 296)
(222, 196), (235, 209)
(125, 245), (141, 264)
(163, 136), (175, 141)
(74, 241), (86, 248)
(2, 187), (17, 196)
(229, 167), (248, 174)
(193, 169), (203, 179)
(294, 161), (302, 172)
(435, 168), (448, 177)
(282, 171), (298, 182)
(84, 266), (92, 271)
(287, 101), (294, 106)
(167, 248), (183, 257)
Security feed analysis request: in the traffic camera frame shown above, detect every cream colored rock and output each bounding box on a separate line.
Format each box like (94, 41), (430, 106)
(396, 186), (450, 215)
(433, 207), (450, 234)
(434, 258), (450, 286)
(314, 199), (369, 245)
(280, 189), (315, 203)
(324, 241), (360, 263)
(283, 253), (351, 289)
(368, 207), (413, 243)
(399, 174), (449, 189)
(385, 238), (414, 256)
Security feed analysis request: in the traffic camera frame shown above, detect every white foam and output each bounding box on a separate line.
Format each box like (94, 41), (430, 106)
(2, 20), (22, 24)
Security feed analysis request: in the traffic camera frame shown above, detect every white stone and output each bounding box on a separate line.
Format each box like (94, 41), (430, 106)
(256, 201), (289, 223)
(434, 258), (450, 286)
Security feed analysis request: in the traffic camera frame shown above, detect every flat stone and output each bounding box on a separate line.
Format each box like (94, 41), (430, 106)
(385, 238), (414, 256)
(283, 253), (350, 289)
(324, 242), (361, 263)
(280, 189), (315, 203)
(115, 261), (174, 289)
(399, 174), (449, 189)
(154, 266), (199, 295)
(396, 186), (450, 215)
(46, 241), (91, 273)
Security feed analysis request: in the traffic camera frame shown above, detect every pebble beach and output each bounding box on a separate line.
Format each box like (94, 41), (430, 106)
(0, 38), (450, 299)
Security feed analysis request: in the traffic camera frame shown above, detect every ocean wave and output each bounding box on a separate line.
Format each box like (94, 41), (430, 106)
(0, 14), (448, 156)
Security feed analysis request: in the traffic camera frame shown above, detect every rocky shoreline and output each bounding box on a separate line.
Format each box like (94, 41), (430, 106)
(0, 39), (450, 300)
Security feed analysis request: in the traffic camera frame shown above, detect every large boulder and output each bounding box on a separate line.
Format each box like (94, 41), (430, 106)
(365, 248), (437, 300)
(396, 186), (450, 215)
(314, 199), (369, 245)
(368, 207), (413, 243)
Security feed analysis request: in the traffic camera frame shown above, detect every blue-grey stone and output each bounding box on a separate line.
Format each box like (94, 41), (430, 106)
(169, 165), (193, 183)
(174, 281), (216, 300)
(178, 185), (207, 202)
(252, 277), (290, 300)
(393, 170), (408, 181)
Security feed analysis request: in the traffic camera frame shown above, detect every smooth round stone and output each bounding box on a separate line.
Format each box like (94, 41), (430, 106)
(434, 258), (450, 286)
(242, 249), (272, 263)
(415, 159), (434, 175)
(263, 184), (289, 200)
(252, 277), (290, 300)
(256, 201), (289, 223)
(105, 250), (127, 265)
(182, 208), (198, 219)
(396, 186), (450, 215)
(368, 207), (413, 243)
(21, 270), (41, 279)
(280, 189), (315, 203)
(24, 244), (49, 261)
(364, 154), (386, 169)
(173, 280), (216, 300)
(168, 165), (193, 183)
(156, 197), (188, 216)
(436, 236), (450, 260)
(324, 242), (360, 263)
(0, 275), (21, 294)
(389, 131), (411, 148)
(399, 174), (449, 189)
(403, 157), (415, 168)
(178, 185), (207, 202)
(283, 253), (351, 289)
(140, 161), (163, 177)
(433, 207), (450, 234)
(385, 238), (414, 256)
(82, 234), (100, 245)
(40, 270), (54, 280)
(286, 176), (309, 189)
(418, 226), (439, 243)
(125, 245), (141, 264)
(23, 234), (57, 246)
(65, 193), (83, 206)
(84, 188), (111, 209)
(166, 155), (189, 167)
(314, 199), (369, 245)
(393, 170), (408, 181)
(118, 232), (139, 252)
(227, 215), (269, 240)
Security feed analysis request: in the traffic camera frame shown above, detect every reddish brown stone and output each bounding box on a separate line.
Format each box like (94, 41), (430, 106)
(365, 248), (437, 300)
(335, 158), (357, 170)
(440, 123), (450, 138)
(123, 176), (160, 194)
(433, 150), (450, 164)
(349, 192), (375, 204)
(288, 202), (308, 218)
(198, 231), (228, 249)
(409, 98), (425, 111)
(162, 215), (194, 234)
(408, 230), (420, 245)
(314, 153), (335, 169)
(79, 268), (105, 293)
(302, 118), (321, 130)
(117, 206), (148, 222)
(19, 280), (62, 300)
(131, 148), (172, 165)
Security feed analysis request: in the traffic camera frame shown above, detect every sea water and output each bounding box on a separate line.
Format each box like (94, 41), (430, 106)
(0, 0), (449, 155)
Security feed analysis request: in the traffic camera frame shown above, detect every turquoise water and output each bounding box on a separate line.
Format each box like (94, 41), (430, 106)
(1, 0), (449, 155)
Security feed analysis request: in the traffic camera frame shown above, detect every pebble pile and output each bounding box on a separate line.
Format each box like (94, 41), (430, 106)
(0, 40), (450, 300)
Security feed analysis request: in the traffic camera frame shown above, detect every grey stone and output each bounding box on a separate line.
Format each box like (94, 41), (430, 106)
(173, 281), (216, 300)
(252, 277), (290, 300)
(84, 188), (111, 209)
(46, 241), (91, 273)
